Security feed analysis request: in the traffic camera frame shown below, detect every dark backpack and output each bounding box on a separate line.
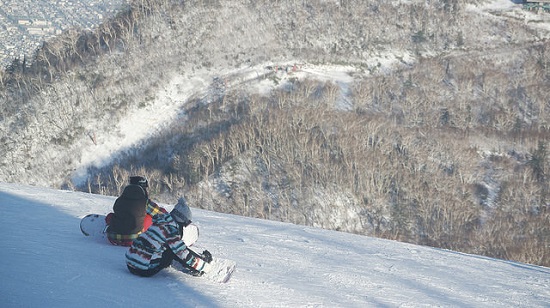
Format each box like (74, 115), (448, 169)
(108, 184), (147, 235)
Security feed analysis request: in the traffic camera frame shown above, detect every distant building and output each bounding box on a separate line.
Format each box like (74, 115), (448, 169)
(0, 0), (128, 69)
(523, 0), (550, 12)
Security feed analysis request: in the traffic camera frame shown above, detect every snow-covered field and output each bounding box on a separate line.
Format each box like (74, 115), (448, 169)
(1, 182), (548, 307)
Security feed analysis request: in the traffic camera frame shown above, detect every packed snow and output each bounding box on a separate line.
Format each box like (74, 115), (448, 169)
(1, 182), (549, 307)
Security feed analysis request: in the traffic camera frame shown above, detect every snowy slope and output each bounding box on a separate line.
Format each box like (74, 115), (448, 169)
(1, 182), (549, 307)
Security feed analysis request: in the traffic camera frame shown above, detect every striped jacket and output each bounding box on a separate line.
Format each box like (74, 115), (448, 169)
(126, 212), (190, 271)
(146, 199), (167, 217)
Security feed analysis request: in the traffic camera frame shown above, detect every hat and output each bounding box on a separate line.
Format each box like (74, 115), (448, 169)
(171, 197), (192, 225)
(121, 184), (147, 200)
(129, 176), (148, 188)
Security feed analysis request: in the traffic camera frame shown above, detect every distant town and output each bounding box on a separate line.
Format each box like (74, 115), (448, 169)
(0, 0), (128, 69)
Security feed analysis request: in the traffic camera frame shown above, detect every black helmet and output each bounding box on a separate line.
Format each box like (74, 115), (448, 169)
(129, 176), (148, 188)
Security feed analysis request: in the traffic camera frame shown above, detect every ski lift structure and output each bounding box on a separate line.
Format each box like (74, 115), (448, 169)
(523, 0), (550, 12)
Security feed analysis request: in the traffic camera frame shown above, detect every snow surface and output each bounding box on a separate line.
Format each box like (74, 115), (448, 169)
(1, 182), (549, 307)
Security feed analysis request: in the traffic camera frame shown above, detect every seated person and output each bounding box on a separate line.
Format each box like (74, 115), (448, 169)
(126, 197), (212, 277)
(105, 176), (167, 246)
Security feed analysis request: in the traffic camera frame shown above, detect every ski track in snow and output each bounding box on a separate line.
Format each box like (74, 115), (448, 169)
(1, 182), (549, 307)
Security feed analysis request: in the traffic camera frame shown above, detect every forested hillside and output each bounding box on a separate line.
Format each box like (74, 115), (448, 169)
(1, 0), (549, 266)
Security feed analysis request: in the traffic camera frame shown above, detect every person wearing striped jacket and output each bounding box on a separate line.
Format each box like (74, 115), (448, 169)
(126, 197), (212, 277)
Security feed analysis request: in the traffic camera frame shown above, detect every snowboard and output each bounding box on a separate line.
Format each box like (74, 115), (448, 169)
(171, 253), (236, 283)
(80, 214), (108, 238)
(204, 257), (236, 283)
(80, 214), (200, 247)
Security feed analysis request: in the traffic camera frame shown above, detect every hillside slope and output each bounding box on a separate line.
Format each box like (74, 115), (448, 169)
(1, 182), (549, 307)
(2, 0), (549, 187)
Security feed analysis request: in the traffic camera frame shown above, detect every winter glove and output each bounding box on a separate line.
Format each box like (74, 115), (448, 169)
(202, 250), (213, 263)
(184, 249), (212, 275)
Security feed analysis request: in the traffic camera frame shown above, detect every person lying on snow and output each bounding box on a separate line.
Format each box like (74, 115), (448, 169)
(105, 176), (168, 246)
(126, 197), (212, 277)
